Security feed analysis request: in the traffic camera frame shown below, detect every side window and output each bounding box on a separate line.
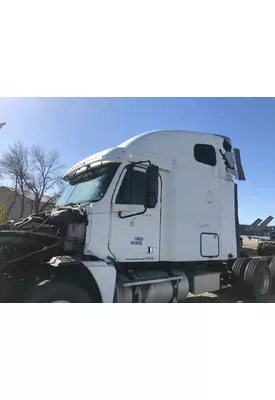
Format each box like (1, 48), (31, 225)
(194, 144), (217, 167)
(116, 168), (147, 205)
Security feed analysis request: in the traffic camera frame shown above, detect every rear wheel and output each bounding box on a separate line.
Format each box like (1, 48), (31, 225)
(259, 256), (272, 266)
(268, 258), (275, 277)
(231, 257), (250, 295)
(266, 258), (275, 292)
(243, 258), (272, 302)
(261, 242), (273, 256)
(25, 282), (92, 303)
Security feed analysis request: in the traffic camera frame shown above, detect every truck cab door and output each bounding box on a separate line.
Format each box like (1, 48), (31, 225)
(109, 164), (161, 263)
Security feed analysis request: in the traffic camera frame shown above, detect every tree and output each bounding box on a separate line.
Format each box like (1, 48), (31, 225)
(0, 141), (29, 218)
(0, 141), (65, 218)
(25, 145), (65, 214)
(32, 175), (66, 213)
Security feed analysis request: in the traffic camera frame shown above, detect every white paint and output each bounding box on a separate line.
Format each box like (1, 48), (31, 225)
(108, 166), (161, 262)
(75, 130), (241, 264)
(201, 233), (219, 257)
(82, 261), (117, 303)
(159, 158), (222, 261)
(219, 178), (237, 259)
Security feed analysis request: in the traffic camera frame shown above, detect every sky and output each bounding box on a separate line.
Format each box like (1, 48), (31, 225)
(0, 97), (274, 223)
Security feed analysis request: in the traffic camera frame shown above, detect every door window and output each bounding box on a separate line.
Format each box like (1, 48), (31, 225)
(116, 168), (146, 205)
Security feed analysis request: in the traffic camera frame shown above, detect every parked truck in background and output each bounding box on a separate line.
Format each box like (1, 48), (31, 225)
(0, 129), (274, 303)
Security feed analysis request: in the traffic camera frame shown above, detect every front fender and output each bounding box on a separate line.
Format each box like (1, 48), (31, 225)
(82, 261), (117, 303)
(0, 254), (117, 302)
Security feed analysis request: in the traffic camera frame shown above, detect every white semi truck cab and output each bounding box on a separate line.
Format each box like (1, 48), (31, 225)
(0, 130), (273, 302)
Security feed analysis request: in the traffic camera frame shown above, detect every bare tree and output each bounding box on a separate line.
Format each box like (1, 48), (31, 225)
(0, 142), (65, 219)
(25, 146), (64, 213)
(6, 177), (19, 218)
(0, 142), (29, 218)
(38, 180), (66, 212)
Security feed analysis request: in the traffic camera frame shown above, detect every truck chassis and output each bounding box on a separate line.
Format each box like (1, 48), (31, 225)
(0, 227), (273, 302)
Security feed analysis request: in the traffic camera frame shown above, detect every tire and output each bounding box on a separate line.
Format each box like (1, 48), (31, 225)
(261, 242), (267, 255)
(259, 256), (273, 265)
(257, 242), (263, 256)
(267, 244), (275, 256)
(243, 258), (272, 302)
(25, 282), (92, 303)
(267, 258), (275, 293)
(261, 242), (273, 256)
(259, 242), (274, 256)
(269, 258), (275, 278)
(231, 257), (250, 294)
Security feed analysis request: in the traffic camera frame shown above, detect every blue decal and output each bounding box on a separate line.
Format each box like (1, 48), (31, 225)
(130, 237), (144, 245)
(134, 237), (144, 241)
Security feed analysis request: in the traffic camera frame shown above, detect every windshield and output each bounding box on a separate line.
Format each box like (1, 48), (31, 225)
(56, 163), (120, 207)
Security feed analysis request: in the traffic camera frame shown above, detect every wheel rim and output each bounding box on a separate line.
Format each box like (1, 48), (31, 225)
(258, 269), (270, 295)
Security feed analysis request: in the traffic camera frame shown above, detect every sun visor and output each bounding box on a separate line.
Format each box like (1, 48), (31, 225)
(63, 147), (131, 181)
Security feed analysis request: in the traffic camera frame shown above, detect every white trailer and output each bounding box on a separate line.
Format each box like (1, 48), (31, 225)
(0, 130), (273, 302)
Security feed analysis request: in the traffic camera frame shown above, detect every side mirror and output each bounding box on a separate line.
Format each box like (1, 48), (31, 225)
(145, 165), (159, 208)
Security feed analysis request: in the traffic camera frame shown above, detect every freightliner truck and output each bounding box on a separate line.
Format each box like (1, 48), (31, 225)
(0, 129), (274, 302)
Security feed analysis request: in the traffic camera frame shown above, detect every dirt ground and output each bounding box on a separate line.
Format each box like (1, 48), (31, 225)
(185, 236), (275, 303)
(185, 289), (240, 303)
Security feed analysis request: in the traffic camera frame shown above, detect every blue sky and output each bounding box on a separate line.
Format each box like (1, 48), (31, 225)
(0, 97), (274, 223)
